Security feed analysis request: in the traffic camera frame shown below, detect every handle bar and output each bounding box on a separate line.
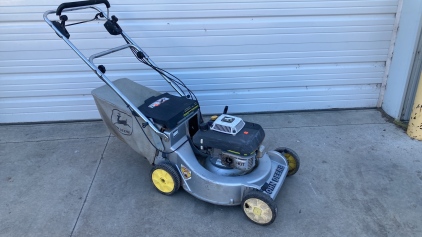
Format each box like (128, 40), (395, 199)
(56, 0), (110, 15)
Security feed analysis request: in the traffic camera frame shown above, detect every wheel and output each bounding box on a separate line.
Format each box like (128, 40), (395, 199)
(275, 147), (300, 176)
(150, 162), (181, 195)
(241, 190), (277, 225)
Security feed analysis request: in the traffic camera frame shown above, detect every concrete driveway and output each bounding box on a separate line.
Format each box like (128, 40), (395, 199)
(1, 109), (421, 237)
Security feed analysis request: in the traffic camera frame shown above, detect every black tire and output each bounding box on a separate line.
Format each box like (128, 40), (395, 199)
(275, 147), (300, 176)
(150, 162), (181, 195)
(241, 190), (277, 225)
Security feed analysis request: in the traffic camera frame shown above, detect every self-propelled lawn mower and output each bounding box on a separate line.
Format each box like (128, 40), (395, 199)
(44, 0), (300, 225)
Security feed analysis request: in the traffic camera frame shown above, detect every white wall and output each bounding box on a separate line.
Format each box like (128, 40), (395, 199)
(382, 0), (422, 119)
(0, 0), (399, 123)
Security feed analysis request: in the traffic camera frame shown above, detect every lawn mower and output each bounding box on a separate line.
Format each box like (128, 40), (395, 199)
(44, 0), (300, 225)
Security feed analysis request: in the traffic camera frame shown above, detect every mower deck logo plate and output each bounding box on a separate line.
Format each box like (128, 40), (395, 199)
(111, 109), (133, 135)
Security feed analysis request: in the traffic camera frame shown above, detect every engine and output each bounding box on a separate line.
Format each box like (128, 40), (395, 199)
(192, 115), (265, 176)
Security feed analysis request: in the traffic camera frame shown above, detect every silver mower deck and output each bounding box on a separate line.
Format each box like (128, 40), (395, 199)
(92, 78), (288, 205)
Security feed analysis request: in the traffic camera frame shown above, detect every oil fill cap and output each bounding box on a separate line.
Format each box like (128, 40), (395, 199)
(211, 115), (218, 121)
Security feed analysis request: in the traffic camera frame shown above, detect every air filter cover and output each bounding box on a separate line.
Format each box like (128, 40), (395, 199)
(210, 114), (245, 135)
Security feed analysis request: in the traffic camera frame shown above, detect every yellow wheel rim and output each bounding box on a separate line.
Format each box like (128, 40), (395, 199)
(284, 153), (297, 171)
(243, 198), (273, 224)
(152, 169), (175, 193)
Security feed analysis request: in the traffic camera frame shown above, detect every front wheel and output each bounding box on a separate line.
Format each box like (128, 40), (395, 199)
(150, 162), (181, 195)
(241, 190), (277, 225)
(275, 147), (300, 176)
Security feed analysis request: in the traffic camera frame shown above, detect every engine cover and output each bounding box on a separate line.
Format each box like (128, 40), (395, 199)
(192, 121), (265, 156)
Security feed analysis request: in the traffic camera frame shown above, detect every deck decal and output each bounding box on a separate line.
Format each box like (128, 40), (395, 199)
(181, 164), (192, 180)
(264, 165), (284, 194)
(111, 109), (133, 135)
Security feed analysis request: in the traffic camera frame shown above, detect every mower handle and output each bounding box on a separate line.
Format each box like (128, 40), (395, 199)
(56, 0), (110, 15)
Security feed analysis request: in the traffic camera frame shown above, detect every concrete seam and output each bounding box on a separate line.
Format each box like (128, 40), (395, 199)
(0, 136), (112, 145)
(69, 134), (111, 237)
(262, 122), (389, 129)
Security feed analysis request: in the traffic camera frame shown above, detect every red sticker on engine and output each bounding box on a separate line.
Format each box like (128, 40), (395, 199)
(148, 97), (169, 108)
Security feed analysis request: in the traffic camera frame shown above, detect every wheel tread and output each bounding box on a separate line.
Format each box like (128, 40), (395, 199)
(241, 190), (277, 225)
(150, 161), (181, 195)
(275, 147), (300, 176)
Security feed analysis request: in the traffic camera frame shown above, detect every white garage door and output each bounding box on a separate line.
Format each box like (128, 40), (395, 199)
(0, 0), (398, 123)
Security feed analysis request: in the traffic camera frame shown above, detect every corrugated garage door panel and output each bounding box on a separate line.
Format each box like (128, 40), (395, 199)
(0, 0), (398, 123)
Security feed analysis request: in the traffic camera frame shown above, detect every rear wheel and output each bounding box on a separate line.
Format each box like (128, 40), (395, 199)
(241, 190), (277, 225)
(150, 162), (180, 195)
(275, 147), (300, 176)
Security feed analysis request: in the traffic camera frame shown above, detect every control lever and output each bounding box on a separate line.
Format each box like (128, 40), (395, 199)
(52, 15), (70, 39)
(104, 15), (122, 35)
(60, 15), (68, 26)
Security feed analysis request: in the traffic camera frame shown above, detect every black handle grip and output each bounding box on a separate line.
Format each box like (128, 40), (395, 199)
(56, 0), (110, 15)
